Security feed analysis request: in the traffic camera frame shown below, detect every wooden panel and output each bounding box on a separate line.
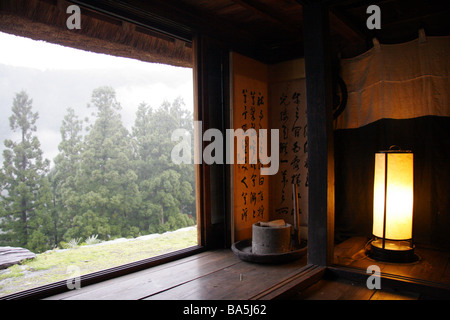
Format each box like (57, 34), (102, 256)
(268, 70), (308, 239)
(268, 59), (305, 83)
(231, 53), (270, 242)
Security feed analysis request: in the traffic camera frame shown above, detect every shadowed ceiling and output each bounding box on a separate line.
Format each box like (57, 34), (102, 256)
(69, 0), (450, 63)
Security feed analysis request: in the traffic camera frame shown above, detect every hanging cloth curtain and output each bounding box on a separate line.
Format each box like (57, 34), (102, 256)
(336, 34), (450, 130)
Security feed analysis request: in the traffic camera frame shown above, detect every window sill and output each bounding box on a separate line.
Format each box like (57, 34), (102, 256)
(1, 245), (205, 300)
(41, 248), (317, 300)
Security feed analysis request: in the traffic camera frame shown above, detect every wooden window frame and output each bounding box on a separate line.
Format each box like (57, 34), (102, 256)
(0, 0), (222, 300)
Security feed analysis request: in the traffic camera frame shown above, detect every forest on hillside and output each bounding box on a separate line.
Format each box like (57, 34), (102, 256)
(0, 86), (196, 253)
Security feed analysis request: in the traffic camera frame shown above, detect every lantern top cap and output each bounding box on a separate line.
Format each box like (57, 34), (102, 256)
(377, 145), (412, 153)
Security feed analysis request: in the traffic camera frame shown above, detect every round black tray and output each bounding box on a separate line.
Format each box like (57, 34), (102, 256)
(231, 239), (307, 264)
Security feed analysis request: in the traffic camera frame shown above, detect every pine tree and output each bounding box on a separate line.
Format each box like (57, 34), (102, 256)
(169, 97), (196, 218)
(51, 107), (84, 243)
(132, 97), (195, 233)
(132, 102), (153, 180)
(0, 91), (52, 252)
(74, 86), (140, 239)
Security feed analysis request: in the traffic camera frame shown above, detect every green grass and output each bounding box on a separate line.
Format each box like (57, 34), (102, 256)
(0, 227), (197, 297)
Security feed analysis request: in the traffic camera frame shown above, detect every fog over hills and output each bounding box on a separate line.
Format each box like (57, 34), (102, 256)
(0, 33), (193, 165)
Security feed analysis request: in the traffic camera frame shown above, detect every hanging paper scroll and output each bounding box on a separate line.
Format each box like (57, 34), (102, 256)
(231, 53), (269, 241)
(268, 77), (308, 234)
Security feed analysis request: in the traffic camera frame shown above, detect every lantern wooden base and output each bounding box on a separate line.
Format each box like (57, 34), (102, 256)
(367, 238), (418, 263)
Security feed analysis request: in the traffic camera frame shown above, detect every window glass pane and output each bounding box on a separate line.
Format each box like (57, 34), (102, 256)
(0, 32), (197, 297)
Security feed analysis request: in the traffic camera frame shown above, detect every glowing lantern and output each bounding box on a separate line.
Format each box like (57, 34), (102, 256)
(368, 147), (417, 263)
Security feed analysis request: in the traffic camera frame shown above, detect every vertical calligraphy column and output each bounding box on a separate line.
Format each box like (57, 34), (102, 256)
(269, 79), (308, 235)
(232, 53), (269, 242)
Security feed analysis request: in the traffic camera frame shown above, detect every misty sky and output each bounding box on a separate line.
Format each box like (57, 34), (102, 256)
(0, 31), (193, 165)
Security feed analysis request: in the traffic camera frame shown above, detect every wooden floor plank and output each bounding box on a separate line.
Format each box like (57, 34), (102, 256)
(334, 236), (370, 267)
(252, 264), (325, 300)
(442, 258), (450, 284)
(289, 277), (422, 300)
(144, 255), (308, 300)
(46, 250), (238, 300)
(288, 278), (374, 300)
(370, 288), (419, 300)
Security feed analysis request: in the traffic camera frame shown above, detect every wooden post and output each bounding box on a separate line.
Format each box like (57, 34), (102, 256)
(193, 34), (208, 247)
(302, 2), (335, 266)
(193, 34), (229, 249)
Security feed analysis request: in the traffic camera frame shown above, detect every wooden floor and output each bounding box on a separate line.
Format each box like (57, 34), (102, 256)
(286, 236), (450, 300)
(289, 277), (421, 300)
(45, 249), (310, 300)
(333, 236), (450, 286)
(300, 236), (450, 300)
(44, 237), (450, 300)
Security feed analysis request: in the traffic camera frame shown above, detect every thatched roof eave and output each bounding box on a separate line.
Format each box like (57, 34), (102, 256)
(0, 0), (193, 68)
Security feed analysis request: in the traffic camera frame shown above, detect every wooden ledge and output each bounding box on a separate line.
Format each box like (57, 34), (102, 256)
(251, 264), (326, 300)
(44, 249), (313, 300)
(326, 265), (450, 299)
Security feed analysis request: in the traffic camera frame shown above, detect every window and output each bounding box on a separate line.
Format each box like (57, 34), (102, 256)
(0, 30), (199, 298)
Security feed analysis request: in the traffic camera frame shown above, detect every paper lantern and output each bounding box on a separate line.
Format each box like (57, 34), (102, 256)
(368, 147), (417, 263)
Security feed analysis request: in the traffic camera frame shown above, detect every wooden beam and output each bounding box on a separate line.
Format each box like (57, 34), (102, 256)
(231, 0), (301, 33)
(380, 5), (450, 29)
(329, 9), (367, 42)
(71, 0), (258, 49)
(302, 2), (335, 266)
